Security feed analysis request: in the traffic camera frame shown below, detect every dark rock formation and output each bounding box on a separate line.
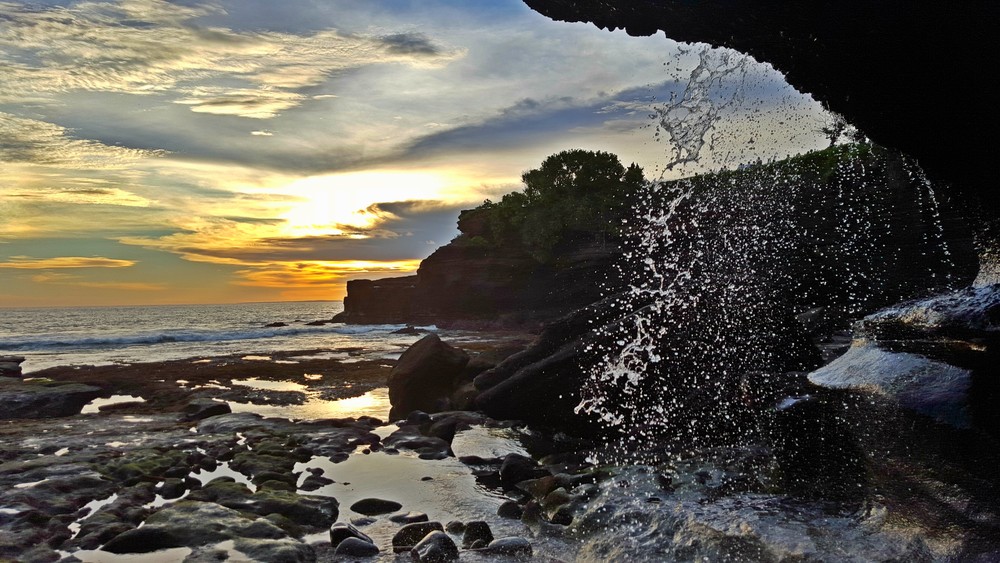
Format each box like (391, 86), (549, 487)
(810, 283), (999, 434)
(334, 275), (419, 325)
(0, 379), (101, 419)
(333, 240), (618, 327)
(522, 0), (1000, 262)
(387, 334), (470, 420)
(0, 356), (25, 378)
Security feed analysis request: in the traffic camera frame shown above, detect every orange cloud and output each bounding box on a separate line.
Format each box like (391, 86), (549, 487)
(0, 256), (136, 269)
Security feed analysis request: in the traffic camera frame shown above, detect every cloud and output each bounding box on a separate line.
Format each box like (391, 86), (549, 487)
(0, 113), (164, 168)
(174, 88), (305, 119)
(0, 1), (462, 117)
(0, 256), (137, 269)
(380, 33), (442, 56)
(233, 260), (421, 288)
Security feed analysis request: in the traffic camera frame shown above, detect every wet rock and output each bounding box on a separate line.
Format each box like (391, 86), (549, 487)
(0, 379), (102, 419)
(392, 325), (424, 335)
(497, 500), (523, 519)
(391, 521), (444, 550)
(350, 516), (376, 526)
(179, 398), (232, 422)
(300, 473), (334, 491)
(329, 522), (373, 547)
(462, 520), (493, 548)
(159, 478), (186, 500)
(233, 537), (316, 562)
(101, 526), (183, 553)
(0, 356), (25, 377)
(410, 530), (458, 562)
(350, 497), (402, 516)
(810, 284), (1000, 432)
(483, 537), (533, 557)
(388, 334), (470, 420)
(264, 322), (288, 328)
(499, 453), (545, 489)
(335, 536), (380, 557)
(103, 501), (287, 552)
(389, 511), (429, 524)
(445, 520), (465, 534)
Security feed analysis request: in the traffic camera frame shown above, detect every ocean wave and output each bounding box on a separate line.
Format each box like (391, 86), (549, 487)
(0, 323), (408, 351)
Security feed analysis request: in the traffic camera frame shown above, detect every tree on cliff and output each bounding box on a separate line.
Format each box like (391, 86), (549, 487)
(458, 149), (646, 260)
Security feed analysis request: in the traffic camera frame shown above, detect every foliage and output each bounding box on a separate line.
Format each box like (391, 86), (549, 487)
(456, 149), (646, 261)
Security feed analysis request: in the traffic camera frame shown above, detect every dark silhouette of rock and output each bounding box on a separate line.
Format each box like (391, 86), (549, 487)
(483, 537), (533, 557)
(0, 379), (101, 419)
(334, 536), (379, 557)
(392, 521), (444, 550)
(462, 520), (493, 548)
(264, 322), (287, 328)
(387, 334), (469, 420)
(0, 356), (25, 377)
(329, 522), (374, 547)
(179, 398), (232, 422)
(389, 511), (429, 524)
(410, 530), (458, 562)
(350, 498), (402, 516)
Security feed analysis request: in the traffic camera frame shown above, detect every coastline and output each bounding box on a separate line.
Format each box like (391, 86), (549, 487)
(1, 330), (570, 562)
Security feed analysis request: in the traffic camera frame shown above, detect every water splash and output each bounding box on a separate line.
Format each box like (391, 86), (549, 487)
(577, 145), (970, 461)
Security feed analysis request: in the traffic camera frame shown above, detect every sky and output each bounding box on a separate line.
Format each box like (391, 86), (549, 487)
(0, 0), (834, 307)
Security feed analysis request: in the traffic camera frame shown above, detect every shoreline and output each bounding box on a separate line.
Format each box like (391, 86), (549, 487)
(2, 331), (577, 562)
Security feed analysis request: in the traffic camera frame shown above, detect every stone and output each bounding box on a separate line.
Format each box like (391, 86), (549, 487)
(391, 521), (444, 550)
(334, 536), (380, 557)
(410, 530), (458, 562)
(389, 511), (428, 524)
(329, 522), (373, 547)
(387, 334), (469, 420)
(462, 520), (493, 548)
(350, 497), (402, 516)
(445, 520), (465, 534)
(0, 379), (102, 419)
(232, 537), (316, 563)
(497, 501), (523, 519)
(483, 537), (533, 557)
(499, 453), (544, 489)
(178, 398), (232, 422)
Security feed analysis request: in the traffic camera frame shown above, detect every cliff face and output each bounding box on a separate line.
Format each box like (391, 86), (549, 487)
(334, 239), (619, 327)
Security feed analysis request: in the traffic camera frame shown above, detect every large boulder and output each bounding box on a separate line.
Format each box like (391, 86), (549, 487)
(388, 334), (469, 420)
(809, 284), (999, 433)
(0, 379), (102, 419)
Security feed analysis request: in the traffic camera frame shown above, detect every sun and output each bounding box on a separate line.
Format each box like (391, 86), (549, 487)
(277, 170), (463, 238)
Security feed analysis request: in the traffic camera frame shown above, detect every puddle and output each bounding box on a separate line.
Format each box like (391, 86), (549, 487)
(241, 355), (271, 361)
(293, 424), (532, 549)
(62, 547), (192, 563)
(231, 378), (307, 392)
(227, 388), (390, 421)
(81, 395), (146, 414)
(190, 461), (256, 492)
(69, 493), (118, 538)
(15, 480), (47, 489)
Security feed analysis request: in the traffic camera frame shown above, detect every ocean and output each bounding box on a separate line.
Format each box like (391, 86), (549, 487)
(0, 301), (437, 373)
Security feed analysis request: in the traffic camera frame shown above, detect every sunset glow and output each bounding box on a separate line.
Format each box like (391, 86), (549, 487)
(0, 0), (831, 307)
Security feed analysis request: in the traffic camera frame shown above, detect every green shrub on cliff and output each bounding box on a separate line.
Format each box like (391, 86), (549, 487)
(457, 149), (646, 260)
